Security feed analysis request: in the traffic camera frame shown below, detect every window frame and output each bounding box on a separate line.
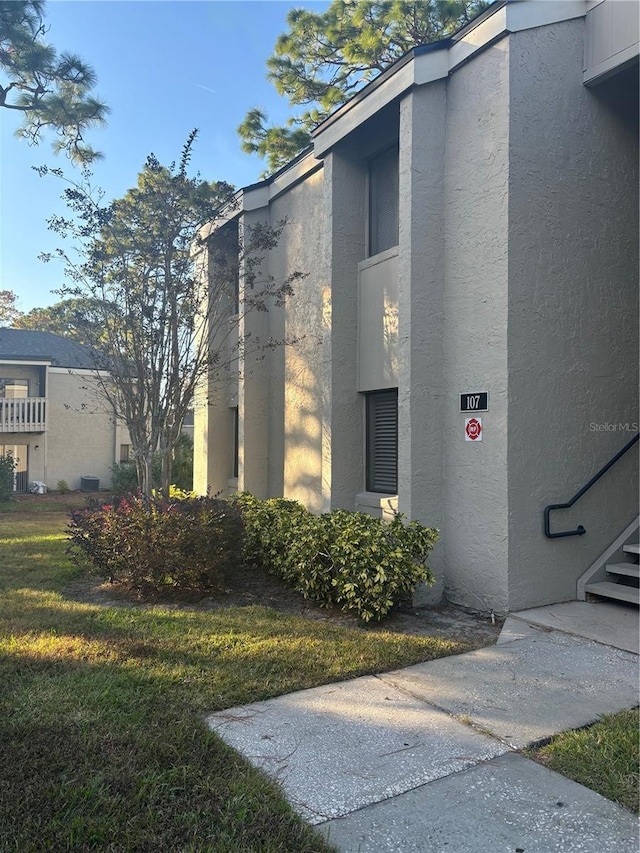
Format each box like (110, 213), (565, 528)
(367, 145), (399, 258)
(365, 388), (398, 495)
(0, 379), (30, 398)
(232, 406), (239, 479)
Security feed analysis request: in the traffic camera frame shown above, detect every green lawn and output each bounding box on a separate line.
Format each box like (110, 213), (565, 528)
(527, 708), (639, 814)
(3, 496), (636, 851)
(0, 497), (469, 852)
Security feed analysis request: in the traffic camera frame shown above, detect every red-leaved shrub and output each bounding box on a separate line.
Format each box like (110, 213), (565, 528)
(68, 493), (243, 593)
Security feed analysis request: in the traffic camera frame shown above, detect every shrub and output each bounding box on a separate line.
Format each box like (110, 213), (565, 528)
(152, 484), (196, 501)
(56, 480), (70, 494)
(111, 441), (193, 495)
(172, 433), (194, 492)
(0, 452), (16, 502)
(68, 493), (244, 593)
(231, 493), (438, 622)
(322, 510), (438, 622)
(110, 461), (139, 494)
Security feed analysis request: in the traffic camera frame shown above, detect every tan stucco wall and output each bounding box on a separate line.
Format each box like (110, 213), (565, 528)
(45, 369), (117, 490)
(193, 242), (238, 498)
(0, 364), (120, 490)
(397, 79), (448, 606)
(269, 169), (327, 511)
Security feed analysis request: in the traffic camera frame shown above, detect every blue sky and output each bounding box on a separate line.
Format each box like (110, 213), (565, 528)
(1, 0), (327, 313)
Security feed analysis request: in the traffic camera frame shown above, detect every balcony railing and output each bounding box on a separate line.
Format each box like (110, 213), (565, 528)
(0, 397), (47, 432)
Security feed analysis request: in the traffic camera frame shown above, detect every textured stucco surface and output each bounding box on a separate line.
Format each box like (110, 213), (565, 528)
(193, 239), (239, 497)
(238, 208), (273, 499)
(397, 82), (448, 604)
(269, 170), (326, 511)
(441, 41), (511, 612)
(322, 149), (367, 510)
(506, 20), (639, 609)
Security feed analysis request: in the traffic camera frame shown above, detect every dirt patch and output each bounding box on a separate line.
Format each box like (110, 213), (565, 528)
(7, 491), (98, 518)
(64, 563), (503, 648)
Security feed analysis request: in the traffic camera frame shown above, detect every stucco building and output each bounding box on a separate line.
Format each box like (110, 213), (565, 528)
(0, 328), (129, 492)
(194, 0), (639, 614)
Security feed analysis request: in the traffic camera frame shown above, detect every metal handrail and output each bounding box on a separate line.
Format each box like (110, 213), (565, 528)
(543, 433), (639, 539)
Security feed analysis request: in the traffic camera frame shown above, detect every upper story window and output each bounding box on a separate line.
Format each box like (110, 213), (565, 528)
(0, 379), (29, 398)
(368, 146), (399, 257)
(209, 220), (240, 315)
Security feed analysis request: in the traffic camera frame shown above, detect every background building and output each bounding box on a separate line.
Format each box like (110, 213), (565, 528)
(0, 328), (129, 492)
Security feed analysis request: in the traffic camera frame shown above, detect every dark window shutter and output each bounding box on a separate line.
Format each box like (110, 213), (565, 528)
(232, 406), (239, 478)
(367, 389), (398, 493)
(209, 220), (240, 315)
(369, 146), (399, 256)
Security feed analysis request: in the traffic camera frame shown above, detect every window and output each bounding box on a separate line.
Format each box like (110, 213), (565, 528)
(368, 146), (399, 257)
(0, 444), (27, 492)
(209, 220), (240, 315)
(120, 444), (132, 463)
(0, 379), (29, 398)
(232, 407), (239, 478)
(366, 389), (398, 494)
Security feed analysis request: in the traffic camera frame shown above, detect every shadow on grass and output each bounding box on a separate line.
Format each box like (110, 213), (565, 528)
(0, 666), (335, 852)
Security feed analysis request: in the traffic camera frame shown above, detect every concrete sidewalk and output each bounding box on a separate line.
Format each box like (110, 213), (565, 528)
(207, 603), (639, 852)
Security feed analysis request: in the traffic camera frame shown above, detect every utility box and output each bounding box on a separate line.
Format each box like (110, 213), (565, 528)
(80, 476), (100, 492)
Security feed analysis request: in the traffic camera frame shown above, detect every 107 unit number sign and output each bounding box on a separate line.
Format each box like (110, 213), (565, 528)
(460, 392), (488, 412)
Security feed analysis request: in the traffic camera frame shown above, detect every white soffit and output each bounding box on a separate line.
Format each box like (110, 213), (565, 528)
(313, 60), (414, 157)
(197, 152), (319, 241)
(411, 48), (450, 87)
(583, 0), (639, 84)
(197, 192), (243, 241)
(241, 154), (321, 211)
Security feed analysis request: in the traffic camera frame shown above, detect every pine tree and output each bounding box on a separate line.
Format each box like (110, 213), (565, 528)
(0, 1), (108, 163)
(239, 0), (487, 175)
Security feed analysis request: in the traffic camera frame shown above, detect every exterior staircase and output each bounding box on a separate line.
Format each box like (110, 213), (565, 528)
(578, 518), (640, 606)
(584, 543), (640, 605)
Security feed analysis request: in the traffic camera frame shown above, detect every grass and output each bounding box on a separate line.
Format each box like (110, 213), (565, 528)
(0, 495), (472, 852)
(527, 708), (640, 814)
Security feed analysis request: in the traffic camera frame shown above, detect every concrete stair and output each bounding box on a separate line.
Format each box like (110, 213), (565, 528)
(584, 543), (639, 605)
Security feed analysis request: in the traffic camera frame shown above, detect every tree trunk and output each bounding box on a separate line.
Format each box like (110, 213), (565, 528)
(136, 455), (154, 498)
(161, 450), (172, 498)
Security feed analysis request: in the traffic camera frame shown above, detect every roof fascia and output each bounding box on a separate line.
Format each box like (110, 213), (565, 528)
(199, 150), (320, 241)
(505, 0), (587, 33)
(48, 366), (107, 376)
(0, 357), (53, 366)
(313, 0), (588, 157)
